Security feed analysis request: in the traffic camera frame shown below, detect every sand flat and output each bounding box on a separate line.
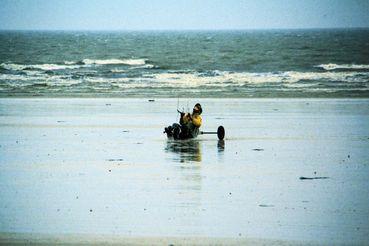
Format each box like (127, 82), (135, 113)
(0, 98), (368, 245)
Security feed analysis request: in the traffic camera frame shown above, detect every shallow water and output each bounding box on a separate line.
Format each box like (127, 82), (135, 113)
(0, 98), (369, 244)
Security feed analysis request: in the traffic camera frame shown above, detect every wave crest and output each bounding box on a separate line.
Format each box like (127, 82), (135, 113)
(144, 70), (369, 87)
(316, 63), (369, 71)
(81, 58), (147, 66)
(0, 58), (151, 72)
(1, 63), (81, 71)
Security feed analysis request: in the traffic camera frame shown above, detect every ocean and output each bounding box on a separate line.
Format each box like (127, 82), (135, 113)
(0, 29), (368, 97)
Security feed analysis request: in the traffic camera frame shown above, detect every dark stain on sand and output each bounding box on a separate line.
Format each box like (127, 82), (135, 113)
(299, 176), (329, 180)
(107, 158), (124, 161)
(259, 204), (274, 208)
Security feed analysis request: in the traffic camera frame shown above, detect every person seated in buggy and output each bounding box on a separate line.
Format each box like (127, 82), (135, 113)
(164, 103), (202, 140)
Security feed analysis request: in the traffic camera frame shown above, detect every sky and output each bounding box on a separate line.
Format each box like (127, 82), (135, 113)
(0, 0), (369, 30)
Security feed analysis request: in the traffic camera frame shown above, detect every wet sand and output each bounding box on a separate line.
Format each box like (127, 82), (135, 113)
(0, 98), (368, 245)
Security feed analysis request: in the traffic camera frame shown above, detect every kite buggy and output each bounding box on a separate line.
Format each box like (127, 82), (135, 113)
(164, 103), (225, 140)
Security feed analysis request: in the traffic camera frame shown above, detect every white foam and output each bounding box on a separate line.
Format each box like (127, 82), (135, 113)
(1, 63), (81, 71)
(110, 69), (127, 73)
(0, 74), (39, 82)
(142, 71), (368, 87)
(82, 58), (147, 66)
(2, 68), (368, 90)
(0, 73), (81, 87)
(129, 64), (155, 69)
(85, 70), (369, 88)
(64, 61), (77, 65)
(316, 63), (369, 71)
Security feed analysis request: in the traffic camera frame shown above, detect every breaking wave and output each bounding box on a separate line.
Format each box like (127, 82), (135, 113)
(0, 58), (152, 73)
(80, 58), (147, 66)
(316, 63), (369, 71)
(0, 63), (81, 71)
(2, 70), (367, 90)
(140, 70), (369, 87)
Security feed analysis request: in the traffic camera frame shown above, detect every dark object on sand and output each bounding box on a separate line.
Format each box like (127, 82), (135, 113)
(148, 99), (155, 102)
(299, 176), (329, 180)
(259, 204), (275, 207)
(253, 148), (264, 151)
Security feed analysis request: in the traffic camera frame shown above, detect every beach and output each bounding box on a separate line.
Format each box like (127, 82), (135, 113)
(0, 98), (368, 245)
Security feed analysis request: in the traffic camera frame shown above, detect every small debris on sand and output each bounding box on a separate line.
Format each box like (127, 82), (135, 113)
(105, 103), (111, 106)
(122, 130), (129, 133)
(299, 176), (329, 180)
(253, 148), (264, 151)
(57, 121), (66, 123)
(89, 209), (93, 212)
(148, 99), (155, 102)
(259, 204), (274, 207)
(107, 158), (124, 162)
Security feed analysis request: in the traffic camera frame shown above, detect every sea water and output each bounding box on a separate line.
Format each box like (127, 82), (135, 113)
(0, 29), (368, 97)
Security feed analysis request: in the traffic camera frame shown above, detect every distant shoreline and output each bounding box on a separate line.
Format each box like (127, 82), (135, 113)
(1, 27), (369, 32)
(1, 96), (369, 99)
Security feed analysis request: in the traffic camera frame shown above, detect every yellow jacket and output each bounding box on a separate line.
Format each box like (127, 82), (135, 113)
(182, 113), (202, 127)
(192, 114), (202, 127)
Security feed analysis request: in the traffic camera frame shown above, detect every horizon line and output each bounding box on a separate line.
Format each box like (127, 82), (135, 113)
(1, 27), (369, 32)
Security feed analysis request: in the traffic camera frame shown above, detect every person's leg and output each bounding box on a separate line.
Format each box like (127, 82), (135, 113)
(172, 123), (181, 139)
(188, 127), (199, 138)
(179, 124), (190, 139)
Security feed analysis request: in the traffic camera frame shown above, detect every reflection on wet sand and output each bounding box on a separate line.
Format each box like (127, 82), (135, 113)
(217, 140), (225, 152)
(165, 139), (203, 225)
(165, 139), (202, 162)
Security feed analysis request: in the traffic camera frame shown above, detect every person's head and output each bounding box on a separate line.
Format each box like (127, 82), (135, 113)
(193, 103), (202, 115)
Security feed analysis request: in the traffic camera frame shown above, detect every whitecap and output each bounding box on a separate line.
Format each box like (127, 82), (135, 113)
(64, 61), (77, 65)
(129, 64), (155, 69)
(82, 58), (147, 66)
(110, 69), (127, 73)
(316, 63), (369, 71)
(132, 70), (369, 87)
(0, 63), (81, 71)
